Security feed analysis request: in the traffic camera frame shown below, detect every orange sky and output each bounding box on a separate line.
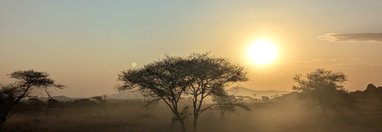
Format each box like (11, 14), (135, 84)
(1, 1), (382, 97)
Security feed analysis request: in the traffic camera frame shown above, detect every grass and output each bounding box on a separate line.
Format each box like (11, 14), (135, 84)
(2, 96), (382, 132)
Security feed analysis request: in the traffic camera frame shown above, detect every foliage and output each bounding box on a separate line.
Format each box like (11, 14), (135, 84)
(91, 95), (107, 103)
(47, 98), (60, 107)
(293, 69), (346, 93)
(73, 98), (97, 106)
(118, 56), (191, 132)
(184, 53), (248, 129)
(293, 69), (356, 114)
(118, 53), (248, 132)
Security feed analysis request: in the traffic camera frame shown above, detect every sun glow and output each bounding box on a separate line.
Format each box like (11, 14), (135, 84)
(246, 39), (278, 65)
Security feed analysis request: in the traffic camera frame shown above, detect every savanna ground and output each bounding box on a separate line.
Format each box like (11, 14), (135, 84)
(2, 93), (382, 132)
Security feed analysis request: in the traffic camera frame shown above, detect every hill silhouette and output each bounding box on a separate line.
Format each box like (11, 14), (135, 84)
(227, 86), (291, 99)
(351, 83), (382, 97)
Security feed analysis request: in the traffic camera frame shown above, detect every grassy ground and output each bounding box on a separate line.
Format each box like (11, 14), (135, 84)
(2, 96), (382, 132)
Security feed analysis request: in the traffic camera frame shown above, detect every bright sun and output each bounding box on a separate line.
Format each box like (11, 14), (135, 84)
(246, 39), (278, 65)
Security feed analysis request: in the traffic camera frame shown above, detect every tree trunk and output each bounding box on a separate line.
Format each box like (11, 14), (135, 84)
(179, 119), (186, 132)
(0, 114), (7, 129)
(220, 110), (226, 119)
(0, 110), (9, 123)
(193, 115), (198, 132)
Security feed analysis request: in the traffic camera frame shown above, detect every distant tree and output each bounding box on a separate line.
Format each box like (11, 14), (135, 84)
(293, 69), (356, 114)
(261, 96), (270, 102)
(47, 98), (60, 107)
(27, 98), (46, 105)
(26, 98), (46, 111)
(212, 94), (250, 118)
(184, 53), (248, 131)
(0, 70), (64, 126)
(91, 95), (107, 103)
(118, 56), (191, 132)
(73, 98), (96, 106)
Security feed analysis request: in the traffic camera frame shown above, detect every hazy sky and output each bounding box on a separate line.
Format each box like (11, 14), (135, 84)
(1, 0), (382, 97)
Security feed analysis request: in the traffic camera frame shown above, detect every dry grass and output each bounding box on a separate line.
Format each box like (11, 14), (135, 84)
(2, 97), (382, 132)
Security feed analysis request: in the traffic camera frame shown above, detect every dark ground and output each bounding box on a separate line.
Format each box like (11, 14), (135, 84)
(2, 93), (382, 132)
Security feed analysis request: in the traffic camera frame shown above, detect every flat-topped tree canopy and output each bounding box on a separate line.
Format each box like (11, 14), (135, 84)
(10, 70), (64, 89)
(118, 53), (248, 132)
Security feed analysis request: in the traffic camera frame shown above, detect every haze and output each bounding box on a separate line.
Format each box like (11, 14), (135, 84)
(1, 0), (382, 97)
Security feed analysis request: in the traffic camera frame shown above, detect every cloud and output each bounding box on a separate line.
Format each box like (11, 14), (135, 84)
(291, 58), (380, 69)
(318, 32), (382, 42)
(294, 58), (361, 66)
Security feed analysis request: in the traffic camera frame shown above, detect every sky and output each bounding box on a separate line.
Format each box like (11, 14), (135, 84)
(1, 0), (382, 97)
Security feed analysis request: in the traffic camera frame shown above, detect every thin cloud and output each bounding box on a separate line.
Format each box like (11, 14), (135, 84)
(293, 58), (380, 68)
(294, 58), (361, 66)
(318, 32), (382, 42)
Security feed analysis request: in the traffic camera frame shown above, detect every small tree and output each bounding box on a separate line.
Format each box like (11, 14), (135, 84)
(91, 95), (107, 103)
(0, 70), (64, 126)
(47, 98), (60, 107)
(185, 53), (248, 131)
(118, 56), (191, 132)
(293, 69), (356, 114)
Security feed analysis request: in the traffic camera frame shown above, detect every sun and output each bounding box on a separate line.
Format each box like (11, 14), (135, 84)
(246, 39), (278, 65)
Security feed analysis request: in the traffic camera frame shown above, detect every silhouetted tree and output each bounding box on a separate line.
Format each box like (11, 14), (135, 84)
(293, 69), (356, 115)
(47, 98), (60, 107)
(0, 70), (64, 126)
(184, 53), (248, 131)
(261, 96), (270, 102)
(118, 56), (191, 132)
(91, 95), (107, 103)
(73, 98), (96, 106)
(27, 98), (46, 111)
(118, 53), (248, 132)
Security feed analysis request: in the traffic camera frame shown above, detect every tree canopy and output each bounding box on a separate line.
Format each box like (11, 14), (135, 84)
(118, 53), (248, 132)
(293, 69), (356, 115)
(185, 53), (248, 130)
(293, 69), (346, 93)
(118, 56), (191, 132)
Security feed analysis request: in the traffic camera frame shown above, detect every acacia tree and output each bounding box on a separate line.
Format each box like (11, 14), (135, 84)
(0, 70), (64, 126)
(118, 53), (248, 132)
(118, 56), (191, 132)
(293, 69), (356, 114)
(185, 53), (248, 131)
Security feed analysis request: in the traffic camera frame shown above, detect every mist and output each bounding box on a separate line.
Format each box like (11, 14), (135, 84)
(2, 83), (382, 132)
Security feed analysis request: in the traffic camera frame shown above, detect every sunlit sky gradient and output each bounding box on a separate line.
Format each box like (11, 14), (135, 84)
(1, 1), (382, 97)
